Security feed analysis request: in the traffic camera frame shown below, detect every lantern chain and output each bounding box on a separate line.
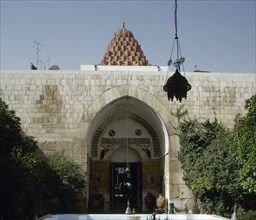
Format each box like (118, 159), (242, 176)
(168, 0), (185, 71)
(175, 0), (178, 39)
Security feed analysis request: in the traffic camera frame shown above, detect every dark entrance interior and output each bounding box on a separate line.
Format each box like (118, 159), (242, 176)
(111, 162), (141, 213)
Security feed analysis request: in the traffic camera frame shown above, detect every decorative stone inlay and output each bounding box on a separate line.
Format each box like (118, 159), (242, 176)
(108, 129), (116, 137)
(99, 138), (151, 160)
(139, 144), (151, 158)
(91, 112), (160, 159)
(101, 138), (150, 145)
(135, 128), (142, 136)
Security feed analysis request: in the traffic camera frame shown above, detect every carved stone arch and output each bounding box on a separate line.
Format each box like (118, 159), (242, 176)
(91, 111), (160, 159)
(86, 85), (178, 158)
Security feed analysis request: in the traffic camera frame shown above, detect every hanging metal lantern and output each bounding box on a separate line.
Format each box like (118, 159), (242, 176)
(163, 68), (191, 102)
(164, 0), (191, 103)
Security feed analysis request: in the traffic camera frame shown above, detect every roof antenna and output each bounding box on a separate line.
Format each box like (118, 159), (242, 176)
(33, 41), (44, 69)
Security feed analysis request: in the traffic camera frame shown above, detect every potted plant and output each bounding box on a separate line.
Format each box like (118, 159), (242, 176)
(205, 199), (214, 214)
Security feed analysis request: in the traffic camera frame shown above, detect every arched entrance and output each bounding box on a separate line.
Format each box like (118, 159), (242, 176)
(88, 96), (169, 213)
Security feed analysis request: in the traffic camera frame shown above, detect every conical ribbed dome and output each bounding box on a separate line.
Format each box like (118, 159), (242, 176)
(100, 28), (150, 66)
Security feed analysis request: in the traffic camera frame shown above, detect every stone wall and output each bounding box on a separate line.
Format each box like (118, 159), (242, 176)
(0, 68), (255, 210)
(1, 70), (254, 143)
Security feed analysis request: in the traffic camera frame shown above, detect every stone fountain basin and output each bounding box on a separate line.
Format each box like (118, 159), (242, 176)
(40, 214), (230, 220)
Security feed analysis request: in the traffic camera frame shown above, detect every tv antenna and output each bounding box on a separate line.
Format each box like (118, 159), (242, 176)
(33, 41), (44, 69)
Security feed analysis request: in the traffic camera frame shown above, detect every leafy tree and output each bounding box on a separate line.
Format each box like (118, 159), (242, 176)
(0, 98), (37, 155)
(32, 156), (86, 216)
(177, 95), (256, 216)
(0, 97), (38, 219)
(231, 95), (256, 209)
(0, 98), (86, 219)
(178, 117), (237, 216)
(45, 153), (86, 214)
(48, 153), (85, 193)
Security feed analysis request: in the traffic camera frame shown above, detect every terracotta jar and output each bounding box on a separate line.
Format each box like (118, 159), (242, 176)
(156, 194), (167, 212)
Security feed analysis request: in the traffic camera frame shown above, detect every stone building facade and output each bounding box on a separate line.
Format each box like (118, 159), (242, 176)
(0, 28), (255, 213)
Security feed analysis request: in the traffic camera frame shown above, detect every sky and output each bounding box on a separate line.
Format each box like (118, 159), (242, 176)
(0, 0), (255, 73)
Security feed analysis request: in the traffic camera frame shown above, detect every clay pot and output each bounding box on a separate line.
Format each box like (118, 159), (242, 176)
(207, 207), (214, 214)
(156, 194), (167, 212)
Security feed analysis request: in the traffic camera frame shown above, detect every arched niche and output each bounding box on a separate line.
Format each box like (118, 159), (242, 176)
(88, 96), (169, 160)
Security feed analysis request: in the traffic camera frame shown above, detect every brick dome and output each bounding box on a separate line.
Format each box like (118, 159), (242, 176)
(100, 28), (150, 66)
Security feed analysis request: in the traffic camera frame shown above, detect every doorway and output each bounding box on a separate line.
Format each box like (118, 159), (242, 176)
(111, 162), (142, 213)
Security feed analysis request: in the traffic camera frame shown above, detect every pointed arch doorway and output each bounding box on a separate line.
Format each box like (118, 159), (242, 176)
(88, 96), (169, 213)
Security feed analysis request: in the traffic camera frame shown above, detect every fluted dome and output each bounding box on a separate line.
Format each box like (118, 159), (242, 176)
(100, 28), (150, 66)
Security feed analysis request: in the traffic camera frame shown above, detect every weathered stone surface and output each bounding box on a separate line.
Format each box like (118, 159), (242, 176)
(1, 68), (255, 211)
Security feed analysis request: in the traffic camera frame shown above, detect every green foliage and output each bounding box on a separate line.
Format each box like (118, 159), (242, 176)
(0, 98), (86, 219)
(0, 98), (38, 219)
(31, 155), (86, 216)
(232, 95), (256, 194)
(0, 97), (37, 156)
(178, 117), (227, 167)
(48, 153), (85, 193)
(178, 117), (237, 216)
(177, 94), (256, 216)
(241, 210), (256, 220)
(0, 97), (22, 154)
